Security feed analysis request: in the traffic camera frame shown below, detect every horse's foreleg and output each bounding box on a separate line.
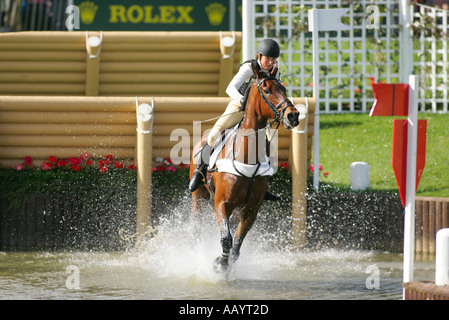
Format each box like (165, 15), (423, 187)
(214, 203), (233, 272)
(230, 210), (258, 264)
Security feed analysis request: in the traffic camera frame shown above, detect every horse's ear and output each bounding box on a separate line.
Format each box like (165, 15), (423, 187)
(271, 64), (278, 77)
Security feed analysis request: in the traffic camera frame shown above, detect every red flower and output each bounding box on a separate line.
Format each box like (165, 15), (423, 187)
(56, 159), (68, 167)
(323, 172), (329, 177)
(48, 156), (57, 163)
(166, 166), (177, 172)
(24, 156), (33, 166)
(115, 161), (124, 169)
(86, 159), (93, 166)
(68, 157), (82, 165)
(99, 166), (108, 173)
(280, 162), (288, 169)
(105, 154), (113, 160)
(71, 164), (82, 171)
(13, 164), (23, 171)
(128, 164), (137, 171)
(42, 161), (53, 171)
(178, 163), (187, 169)
(80, 152), (90, 160)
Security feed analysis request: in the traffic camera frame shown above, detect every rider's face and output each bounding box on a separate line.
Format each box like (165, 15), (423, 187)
(260, 55), (276, 71)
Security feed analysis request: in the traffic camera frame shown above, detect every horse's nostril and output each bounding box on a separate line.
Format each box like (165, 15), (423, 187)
(287, 112), (299, 126)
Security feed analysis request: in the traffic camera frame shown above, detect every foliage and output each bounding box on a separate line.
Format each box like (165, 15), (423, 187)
(0, 154), (138, 210)
(0, 154), (196, 211)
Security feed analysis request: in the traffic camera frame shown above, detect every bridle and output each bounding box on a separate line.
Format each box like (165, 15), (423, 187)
(256, 77), (294, 122)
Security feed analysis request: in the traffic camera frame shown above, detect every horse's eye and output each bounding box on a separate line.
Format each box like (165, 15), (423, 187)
(264, 89), (270, 95)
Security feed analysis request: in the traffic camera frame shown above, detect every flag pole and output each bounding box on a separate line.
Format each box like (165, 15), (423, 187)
(403, 75), (418, 298)
(309, 9), (320, 190)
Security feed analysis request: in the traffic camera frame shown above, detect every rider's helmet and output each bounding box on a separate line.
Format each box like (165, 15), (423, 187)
(257, 39), (280, 58)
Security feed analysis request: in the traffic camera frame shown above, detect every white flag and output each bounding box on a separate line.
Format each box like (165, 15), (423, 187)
(308, 9), (351, 32)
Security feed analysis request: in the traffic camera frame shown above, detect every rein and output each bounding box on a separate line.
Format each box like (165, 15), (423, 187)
(256, 77), (292, 122)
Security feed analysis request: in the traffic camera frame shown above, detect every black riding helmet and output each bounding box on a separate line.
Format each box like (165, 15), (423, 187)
(257, 39), (280, 58)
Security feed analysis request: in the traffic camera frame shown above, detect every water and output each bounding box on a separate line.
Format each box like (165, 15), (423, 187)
(0, 207), (435, 300)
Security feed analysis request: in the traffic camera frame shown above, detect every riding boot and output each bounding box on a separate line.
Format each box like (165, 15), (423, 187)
(264, 190), (281, 201)
(189, 142), (213, 192)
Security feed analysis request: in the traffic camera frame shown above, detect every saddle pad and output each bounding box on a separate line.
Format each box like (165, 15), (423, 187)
(208, 128), (234, 169)
(215, 159), (275, 177)
(208, 124), (276, 177)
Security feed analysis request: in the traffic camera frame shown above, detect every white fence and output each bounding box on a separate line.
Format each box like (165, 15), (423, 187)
(249, 0), (449, 113)
(414, 3), (449, 112)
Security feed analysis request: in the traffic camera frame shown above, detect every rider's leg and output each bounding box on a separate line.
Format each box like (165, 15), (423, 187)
(189, 142), (213, 192)
(189, 101), (243, 193)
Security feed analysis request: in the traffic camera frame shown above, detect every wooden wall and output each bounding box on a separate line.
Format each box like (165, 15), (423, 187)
(415, 196), (449, 255)
(0, 31), (242, 97)
(0, 96), (315, 168)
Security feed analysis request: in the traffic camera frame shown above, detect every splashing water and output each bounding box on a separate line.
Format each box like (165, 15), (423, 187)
(0, 199), (435, 300)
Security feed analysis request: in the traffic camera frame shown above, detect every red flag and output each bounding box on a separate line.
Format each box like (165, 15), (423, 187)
(392, 119), (427, 206)
(370, 83), (409, 117)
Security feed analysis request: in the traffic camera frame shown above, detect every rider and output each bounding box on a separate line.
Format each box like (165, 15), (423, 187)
(189, 39), (282, 201)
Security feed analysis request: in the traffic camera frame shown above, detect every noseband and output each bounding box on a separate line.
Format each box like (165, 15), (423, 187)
(256, 77), (293, 122)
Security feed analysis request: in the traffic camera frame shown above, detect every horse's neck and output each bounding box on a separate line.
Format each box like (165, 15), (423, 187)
(230, 92), (267, 165)
(241, 90), (267, 133)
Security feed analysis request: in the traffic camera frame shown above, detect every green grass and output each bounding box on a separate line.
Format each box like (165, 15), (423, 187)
(314, 113), (449, 197)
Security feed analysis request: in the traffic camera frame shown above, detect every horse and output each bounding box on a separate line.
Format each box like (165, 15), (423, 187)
(189, 60), (300, 273)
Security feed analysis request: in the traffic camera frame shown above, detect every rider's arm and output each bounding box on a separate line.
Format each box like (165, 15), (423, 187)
(225, 62), (253, 104)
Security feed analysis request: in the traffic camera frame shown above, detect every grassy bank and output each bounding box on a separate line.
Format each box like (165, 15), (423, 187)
(315, 112), (449, 197)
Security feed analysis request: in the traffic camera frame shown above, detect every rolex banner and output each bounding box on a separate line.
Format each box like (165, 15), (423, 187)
(73, 0), (242, 31)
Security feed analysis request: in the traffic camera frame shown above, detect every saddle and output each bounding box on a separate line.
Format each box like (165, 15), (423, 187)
(207, 124), (276, 178)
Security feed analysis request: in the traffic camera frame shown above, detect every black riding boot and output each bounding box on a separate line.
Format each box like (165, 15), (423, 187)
(189, 142), (212, 192)
(264, 190), (281, 201)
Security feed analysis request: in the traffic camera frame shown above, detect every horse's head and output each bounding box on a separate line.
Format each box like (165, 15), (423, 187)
(251, 61), (300, 129)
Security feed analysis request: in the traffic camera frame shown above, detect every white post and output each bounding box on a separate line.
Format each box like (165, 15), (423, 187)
(309, 9), (320, 190)
(242, 0), (252, 61)
(400, 0), (414, 83)
(136, 98), (154, 243)
(403, 75), (418, 297)
(291, 102), (309, 249)
(435, 228), (449, 286)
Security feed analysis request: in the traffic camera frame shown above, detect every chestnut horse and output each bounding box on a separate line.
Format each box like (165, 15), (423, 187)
(189, 61), (300, 273)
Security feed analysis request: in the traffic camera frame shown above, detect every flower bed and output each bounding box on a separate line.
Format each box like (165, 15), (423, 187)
(1, 154), (138, 210)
